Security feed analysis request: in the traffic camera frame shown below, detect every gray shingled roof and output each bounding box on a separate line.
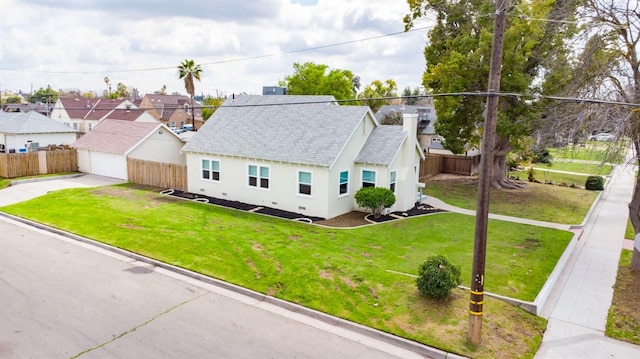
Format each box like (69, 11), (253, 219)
(0, 110), (77, 134)
(354, 126), (407, 166)
(181, 95), (371, 168)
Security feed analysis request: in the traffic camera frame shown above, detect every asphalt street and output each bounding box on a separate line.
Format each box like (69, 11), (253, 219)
(0, 216), (426, 358)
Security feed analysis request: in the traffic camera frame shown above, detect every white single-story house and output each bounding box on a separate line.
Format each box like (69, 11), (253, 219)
(180, 95), (425, 219)
(71, 119), (185, 180)
(0, 110), (78, 153)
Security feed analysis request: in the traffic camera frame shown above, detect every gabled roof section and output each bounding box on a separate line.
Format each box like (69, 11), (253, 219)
(57, 97), (101, 119)
(354, 126), (407, 166)
(105, 108), (152, 122)
(71, 119), (159, 155)
(143, 94), (192, 120)
(0, 110), (77, 134)
(84, 99), (127, 120)
(181, 95), (370, 167)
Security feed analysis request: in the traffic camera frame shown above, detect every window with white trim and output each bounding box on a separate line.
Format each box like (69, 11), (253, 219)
(249, 165), (269, 189)
(298, 171), (312, 196)
(339, 170), (349, 195)
(201, 159), (220, 181)
(389, 170), (397, 193)
(362, 170), (376, 188)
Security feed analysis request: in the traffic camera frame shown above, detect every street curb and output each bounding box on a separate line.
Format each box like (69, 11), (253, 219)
(0, 211), (464, 359)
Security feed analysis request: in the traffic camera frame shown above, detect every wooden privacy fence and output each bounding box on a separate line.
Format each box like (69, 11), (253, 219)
(127, 158), (187, 191)
(420, 153), (481, 180)
(0, 149), (77, 179)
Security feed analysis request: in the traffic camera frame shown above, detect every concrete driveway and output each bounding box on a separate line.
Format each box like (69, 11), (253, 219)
(0, 174), (125, 207)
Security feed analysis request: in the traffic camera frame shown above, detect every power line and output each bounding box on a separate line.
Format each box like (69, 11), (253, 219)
(51, 92), (640, 112)
(0, 26), (431, 75)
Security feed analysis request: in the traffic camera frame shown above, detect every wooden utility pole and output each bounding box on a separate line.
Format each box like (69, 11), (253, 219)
(468, 0), (509, 345)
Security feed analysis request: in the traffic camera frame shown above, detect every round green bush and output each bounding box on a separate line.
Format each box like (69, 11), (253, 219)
(585, 176), (604, 190)
(416, 255), (462, 300)
(354, 187), (396, 218)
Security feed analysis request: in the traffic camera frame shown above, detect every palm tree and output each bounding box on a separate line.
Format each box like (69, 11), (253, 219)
(177, 59), (203, 129)
(103, 77), (111, 98)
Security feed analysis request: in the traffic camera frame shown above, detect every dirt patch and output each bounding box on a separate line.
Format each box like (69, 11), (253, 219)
(319, 270), (334, 280)
(340, 276), (357, 288)
(315, 211), (369, 227)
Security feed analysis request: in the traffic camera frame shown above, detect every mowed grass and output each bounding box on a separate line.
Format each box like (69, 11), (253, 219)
(510, 169), (592, 187)
(532, 161), (613, 176)
(425, 178), (599, 224)
(548, 143), (626, 164)
(606, 250), (640, 345)
(0, 185), (570, 358)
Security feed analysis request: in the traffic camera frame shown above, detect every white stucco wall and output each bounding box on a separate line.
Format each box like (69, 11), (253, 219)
(77, 148), (91, 173)
(128, 128), (186, 165)
(4, 133), (77, 152)
(186, 154), (332, 218)
(326, 113), (378, 218)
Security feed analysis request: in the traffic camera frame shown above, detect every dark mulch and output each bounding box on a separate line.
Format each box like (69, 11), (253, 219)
(365, 204), (446, 223)
(161, 189), (444, 227)
(163, 189), (325, 222)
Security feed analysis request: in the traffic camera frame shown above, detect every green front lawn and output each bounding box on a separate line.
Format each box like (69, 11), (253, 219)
(532, 162), (613, 176)
(0, 185), (571, 358)
(425, 179), (599, 224)
(548, 144), (626, 164)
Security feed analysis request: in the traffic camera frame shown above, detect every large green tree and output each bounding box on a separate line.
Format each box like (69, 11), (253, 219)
(178, 59), (203, 128)
(201, 96), (224, 121)
(358, 79), (398, 113)
(405, 0), (578, 189)
(27, 85), (58, 104)
(576, 0), (640, 270)
(280, 62), (356, 101)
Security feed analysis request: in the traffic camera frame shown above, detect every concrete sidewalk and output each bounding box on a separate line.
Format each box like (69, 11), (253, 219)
(534, 161), (640, 358)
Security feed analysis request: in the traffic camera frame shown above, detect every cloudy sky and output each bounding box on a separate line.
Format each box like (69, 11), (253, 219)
(0, 0), (433, 98)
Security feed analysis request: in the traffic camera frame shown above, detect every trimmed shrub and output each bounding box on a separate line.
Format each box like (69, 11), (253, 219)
(585, 176), (604, 190)
(354, 187), (395, 218)
(416, 255), (462, 300)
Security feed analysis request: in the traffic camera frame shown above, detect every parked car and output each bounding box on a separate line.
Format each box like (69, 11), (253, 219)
(589, 133), (615, 142)
(169, 126), (183, 134)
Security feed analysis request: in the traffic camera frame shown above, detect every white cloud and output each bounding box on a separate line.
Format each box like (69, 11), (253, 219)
(0, 0), (432, 97)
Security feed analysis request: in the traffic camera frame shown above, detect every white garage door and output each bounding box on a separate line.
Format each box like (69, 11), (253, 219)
(90, 151), (127, 180)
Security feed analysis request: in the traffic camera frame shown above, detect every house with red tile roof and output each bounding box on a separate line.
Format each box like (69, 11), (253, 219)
(50, 97), (136, 133)
(71, 119), (184, 180)
(139, 94), (203, 130)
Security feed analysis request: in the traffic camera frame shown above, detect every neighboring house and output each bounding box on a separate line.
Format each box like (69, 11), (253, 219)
(181, 95), (424, 220)
(71, 119), (184, 180)
(50, 97), (136, 133)
(2, 103), (50, 116)
(0, 110), (78, 153)
(375, 104), (481, 157)
(139, 94), (203, 130)
(104, 108), (159, 123)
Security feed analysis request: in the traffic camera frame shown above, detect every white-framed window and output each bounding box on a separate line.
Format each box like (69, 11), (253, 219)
(201, 159), (220, 181)
(249, 165), (269, 189)
(362, 169), (376, 188)
(170, 121), (176, 127)
(298, 171), (312, 196)
(88, 123), (93, 131)
(73, 123), (78, 130)
(339, 170), (349, 196)
(389, 170), (397, 193)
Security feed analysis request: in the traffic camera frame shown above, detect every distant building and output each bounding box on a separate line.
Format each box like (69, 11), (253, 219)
(262, 86), (287, 95)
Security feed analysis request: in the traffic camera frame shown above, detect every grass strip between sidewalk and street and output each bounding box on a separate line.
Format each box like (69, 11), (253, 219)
(606, 249), (640, 345)
(0, 184), (573, 358)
